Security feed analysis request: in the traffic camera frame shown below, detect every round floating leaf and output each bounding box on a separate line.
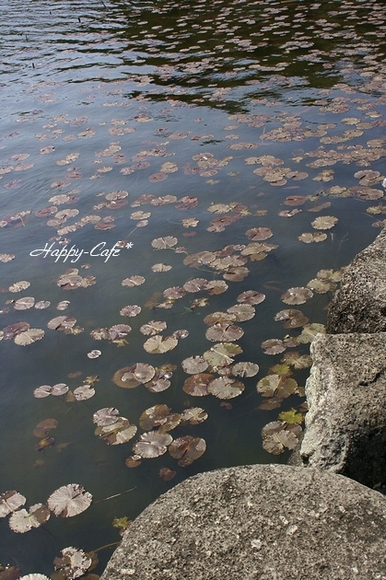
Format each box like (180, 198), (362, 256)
(262, 421), (302, 455)
(144, 371), (171, 393)
(298, 232), (327, 243)
(298, 323), (325, 344)
(95, 417), (137, 445)
(278, 408), (304, 425)
(205, 323), (244, 343)
(73, 385), (95, 401)
(281, 287), (313, 305)
(33, 385), (52, 398)
(9, 503), (50, 533)
(13, 296), (35, 310)
(208, 377), (245, 399)
(151, 263), (172, 272)
(203, 312), (236, 326)
(163, 286), (186, 300)
(53, 546), (92, 580)
(35, 300), (50, 309)
(261, 339), (286, 355)
(182, 373), (214, 396)
(169, 436), (206, 467)
(183, 278), (208, 293)
(51, 383), (69, 396)
(274, 309), (309, 329)
(0, 491), (26, 518)
(180, 407), (208, 425)
(14, 329), (45, 345)
(2, 322), (30, 340)
(140, 320), (167, 336)
(311, 215), (338, 230)
(47, 484), (92, 518)
(206, 280), (228, 295)
(245, 227), (273, 241)
(237, 290), (265, 305)
(203, 342), (243, 369)
(257, 374), (298, 399)
(181, 355), (208, 374)
(119, 304), (141, 317)
(172, 329), (189, 339)
(226, 304), (255, 322)
(47, 316), (76, 331)
(133, 432), (173, 458)
(121, 276), (145, 287)
(93, 407), (120, 426)
(143, 335), (178, 354)
(9, 281), (30, 293)
(151, 236), (178, 249)
(108, 324), (132, 340)
(125, 455), (142, 468)
(139, 405), (181, 432)
(232, 362), (259, 378)
(113, 363), (155, 388)
(87, 350), (101, 359)
(281, 352), (313, 369)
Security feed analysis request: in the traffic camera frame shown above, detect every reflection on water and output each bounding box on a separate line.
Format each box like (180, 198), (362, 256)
(0, 0), (386, 576)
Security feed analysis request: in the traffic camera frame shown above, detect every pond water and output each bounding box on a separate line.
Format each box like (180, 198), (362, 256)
(1, 0), (386, 577)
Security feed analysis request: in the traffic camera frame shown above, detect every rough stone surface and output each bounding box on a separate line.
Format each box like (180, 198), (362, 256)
(327, 228), (386, 333)
(300, 332), (386, 487)
(101, 464), (386, 580)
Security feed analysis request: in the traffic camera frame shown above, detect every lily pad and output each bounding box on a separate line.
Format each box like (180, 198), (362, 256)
(113, 363), (155, 388)
(14, 329), (45, 345)
(47, 484), (92, 518)
(203, 342), (243, 369)
(0, 491), (26, 518)
(237, 290), (265, 305)
(208, 377), (245, 399)
(9, 503), (50, 533)
(168, 436), (206, 467)
(95, 417), (137, 445)
(281, 287), (313, 305)
(151, 236), (178, 249)
(180, 407), (208, 425)
(261, 338), (286, 355)
(262, 421), (302, 455)
(73, 385), (95, 401)
(139, 405), (181, 432)
(274, 309), (309, 329)
(140, 320), (167, 336)
(205, 323), (244, 343)
(133, 432), (173, 458)
(231, 362), (259, 378)
(182, 373), (214, 396)
(53, 546), (92, 580)
(143, 335), (178, 354)
(257, 374), (298, 399)
(181, 356), (209, 374)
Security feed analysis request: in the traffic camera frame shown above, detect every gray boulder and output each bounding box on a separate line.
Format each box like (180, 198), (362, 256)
(327, 227), (386, 333)
(101, 464), (386, 580)
(300, 332), (386, 487)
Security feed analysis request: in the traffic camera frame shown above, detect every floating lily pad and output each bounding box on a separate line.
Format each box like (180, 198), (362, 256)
(139, 405), (181, 432)
(121, 276), (146, 287)
(144, 370), (172, 393)
(168, 436), (206, 467)
(47, 317), (76, 331)
(257, 374), (298, 399)
(95, 417), (137, 445)
(87, 350), (101, 359)
(113, 363), (155, 388)
(245, 227), (273, 241)
(311, 215), (338, 230)
(119, 304), (141, 317)
(2, 322), (30, 339)
(181, 356), (208, 374)
(281, 352), (313, 369)
(14, 297), (35, 310)
(140, 320), (167, 336)
(237, 290), (266, 305)
(183, 278), (208, 292)
(93, 407), (120, 426)
(206, 280), (228, 295)
(143, 335), (178, 354)
(8, 281), (30, 293)
(19, 575), (50, 580)
(151, 236), (178, 249)
(9, 503), (50, 533)
(298, 232), (327, 243)
(47, 484), (92, 518)
(203, 312), (236, 326)
(73, 385), (95, 401)
(297, 323), (326, 343)
(231, 362), (259, 378)
(281, 287), (313, 305)
(227, 304), (255, 321)
(182, 373), (214, 396)
(53, 546), (92, 580)
(132, 432), (173, 458)
(261, 338), (286, 355)
(205, 323), (244, 343)
(14, 329), (45, 345)
(0, 491), (26, 518)
(262, 421), (302, 455)
(274, 309), (309, 329)
(208, 377), (245, 399)
(163, 286), (186, 300)
(203, 342), (243, 369)
(278, 408), (304, 425)
(180, 407), (208, 425)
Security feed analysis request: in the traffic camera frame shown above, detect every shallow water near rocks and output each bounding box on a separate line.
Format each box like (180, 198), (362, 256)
(0, 0), (385, 576)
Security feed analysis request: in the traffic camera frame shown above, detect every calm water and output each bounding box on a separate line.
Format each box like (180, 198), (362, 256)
(1, 0), (386, 576)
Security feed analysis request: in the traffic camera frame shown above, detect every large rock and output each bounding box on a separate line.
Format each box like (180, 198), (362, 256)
(327, 228), (386, 333)
(300, 332), (386, 487)
(101, 464), (386, 580)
